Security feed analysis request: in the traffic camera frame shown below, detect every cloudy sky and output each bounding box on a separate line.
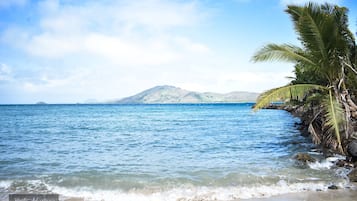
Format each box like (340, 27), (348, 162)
(0, 0), (356, 103)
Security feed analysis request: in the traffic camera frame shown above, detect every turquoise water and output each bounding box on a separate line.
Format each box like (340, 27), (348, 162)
(0, 104), (351, 200)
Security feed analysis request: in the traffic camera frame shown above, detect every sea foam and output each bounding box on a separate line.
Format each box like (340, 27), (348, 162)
(308, 156), (344, 170)
(43, 181), (349, 201)
(0, 175), (354, 201)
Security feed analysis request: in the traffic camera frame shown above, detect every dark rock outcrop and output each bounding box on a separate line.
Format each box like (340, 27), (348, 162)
(335, 159), (348, 167)
(328, 185), (338, 190)
(294, 153), (316, 163)
(347, 140), (357, 162)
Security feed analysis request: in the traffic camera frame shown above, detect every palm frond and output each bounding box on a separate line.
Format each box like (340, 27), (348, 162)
(285, 2), (353, 83)
(298, 8), (328, 61)
(251, 44), (316, 66)
(286, 3), (327, 58)
(323, 89), (345, 152)
(253, 84), (326, 111)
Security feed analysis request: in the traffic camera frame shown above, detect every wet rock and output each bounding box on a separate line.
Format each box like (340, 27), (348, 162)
(347, 140), (357, 162)
(348, 168), (357, 182)
(328, 185), (338, 190)
(294, 153), (316, 163)
(335, 159), (347, 167)
(263, 104), (283, 109)
(322, 149), (335, 158)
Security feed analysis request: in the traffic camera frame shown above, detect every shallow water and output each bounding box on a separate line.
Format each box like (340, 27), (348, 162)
(0, 104), (354, 200)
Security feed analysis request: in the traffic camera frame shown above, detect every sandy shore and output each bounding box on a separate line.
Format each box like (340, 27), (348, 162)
(245, 189), (357, 201)
(59, 189), (357, 201)
(1, 189), (355, 201)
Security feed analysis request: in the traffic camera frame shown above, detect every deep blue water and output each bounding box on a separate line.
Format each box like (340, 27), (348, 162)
(0, 104), (349, 200)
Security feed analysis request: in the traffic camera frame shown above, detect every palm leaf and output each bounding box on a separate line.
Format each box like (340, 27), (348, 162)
(298, 7), (328, 61)
(323, 88), (345, 152)
(253, 84), (326, 111)
(251, 44), (316, 66)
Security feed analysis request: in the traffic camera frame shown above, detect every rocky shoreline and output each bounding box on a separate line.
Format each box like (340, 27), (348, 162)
(263, 104), (357, 184)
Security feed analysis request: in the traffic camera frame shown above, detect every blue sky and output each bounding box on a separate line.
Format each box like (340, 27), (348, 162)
(0, 0), (356, 104)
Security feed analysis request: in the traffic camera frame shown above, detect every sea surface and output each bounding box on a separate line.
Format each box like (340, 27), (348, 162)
(0, 104), (354, 201)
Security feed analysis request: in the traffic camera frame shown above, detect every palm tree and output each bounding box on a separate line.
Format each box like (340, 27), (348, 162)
(252, 2), (357, 154)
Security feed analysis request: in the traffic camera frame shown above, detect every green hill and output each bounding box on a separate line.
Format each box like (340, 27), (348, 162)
(113, 85), (259, 104)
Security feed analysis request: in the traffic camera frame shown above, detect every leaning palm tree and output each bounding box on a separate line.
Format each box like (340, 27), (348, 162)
(252, 2), (357, 154)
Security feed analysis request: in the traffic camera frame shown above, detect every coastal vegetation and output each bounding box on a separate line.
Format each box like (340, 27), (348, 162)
(252, 2), (357, 155)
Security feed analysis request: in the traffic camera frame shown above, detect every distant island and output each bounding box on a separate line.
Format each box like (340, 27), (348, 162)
(111, 85), (259, 104)
(35, 101), (47, 105)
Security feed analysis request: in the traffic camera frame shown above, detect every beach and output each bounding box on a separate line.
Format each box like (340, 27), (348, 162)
(56, 189), (357, 201)
(247, 189), (357, 201)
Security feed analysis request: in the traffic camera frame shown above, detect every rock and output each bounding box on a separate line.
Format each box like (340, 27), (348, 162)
(328, 185), (338, 190)
(348, 168), (357, 182)
(335, 159), (347, 167)
(322, 149), (335, 158)
(294, 153), (316, 163)
(347, 140), (357, 162)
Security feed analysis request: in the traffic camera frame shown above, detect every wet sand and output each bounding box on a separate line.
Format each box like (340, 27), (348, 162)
(59, 189), (357, 201)
(245, 189), (357, 201)
(2, 189), (355, 201)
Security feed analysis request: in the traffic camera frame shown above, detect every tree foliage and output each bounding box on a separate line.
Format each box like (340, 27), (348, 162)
(251, 2), (357, 153)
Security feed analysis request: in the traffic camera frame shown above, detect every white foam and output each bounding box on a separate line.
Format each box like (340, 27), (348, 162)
(1, 174), (353, 201)
(0, 180), (12, 189)
(47, 181), (338, 201)
(308, 156), (344, 170)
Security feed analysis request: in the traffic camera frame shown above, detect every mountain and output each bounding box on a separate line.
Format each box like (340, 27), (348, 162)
(113, 85), (259, 104)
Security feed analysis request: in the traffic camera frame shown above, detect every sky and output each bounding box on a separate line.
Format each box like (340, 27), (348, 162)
(0, 0), (356, 104)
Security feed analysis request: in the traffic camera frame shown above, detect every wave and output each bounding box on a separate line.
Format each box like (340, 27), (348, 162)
(0, 156), (355, 201)
(307, 156), (345, 170)
(0, 179), (354, 201)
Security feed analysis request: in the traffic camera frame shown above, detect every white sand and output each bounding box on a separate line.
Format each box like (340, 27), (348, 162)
(245, 189), (357, 201)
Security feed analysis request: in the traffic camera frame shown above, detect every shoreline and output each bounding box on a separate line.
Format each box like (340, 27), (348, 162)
(49, 188), (357, 201)
(262, 104), (357, 199)
(6, 188), (354, 201)
(246, 189), (357, 201)
(2, 178), (355, 201)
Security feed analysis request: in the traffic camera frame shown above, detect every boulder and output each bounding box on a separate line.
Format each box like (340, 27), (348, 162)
(294, 153), (316, 163)
(347, 140), (357, 162)
(348, 168), (357, 182)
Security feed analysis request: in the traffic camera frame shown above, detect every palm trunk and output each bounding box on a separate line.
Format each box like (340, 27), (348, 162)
(333, 81), (357, 154)
(330, 86), (345, 154)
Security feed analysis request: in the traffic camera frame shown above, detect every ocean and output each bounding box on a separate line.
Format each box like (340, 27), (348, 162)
(0, 104), (354, 201)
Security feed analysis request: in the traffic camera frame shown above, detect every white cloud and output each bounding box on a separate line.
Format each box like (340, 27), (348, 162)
(26, 33), (82, 58)
(0, 63), (12, 81)
(21, 68), (91, 93)
(174, 69), (293, 94)
(173, 37), (210, 53)
(84, 33), (180, 65)
(118, 0), (200, 29)
(2, 0), (207, 62)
